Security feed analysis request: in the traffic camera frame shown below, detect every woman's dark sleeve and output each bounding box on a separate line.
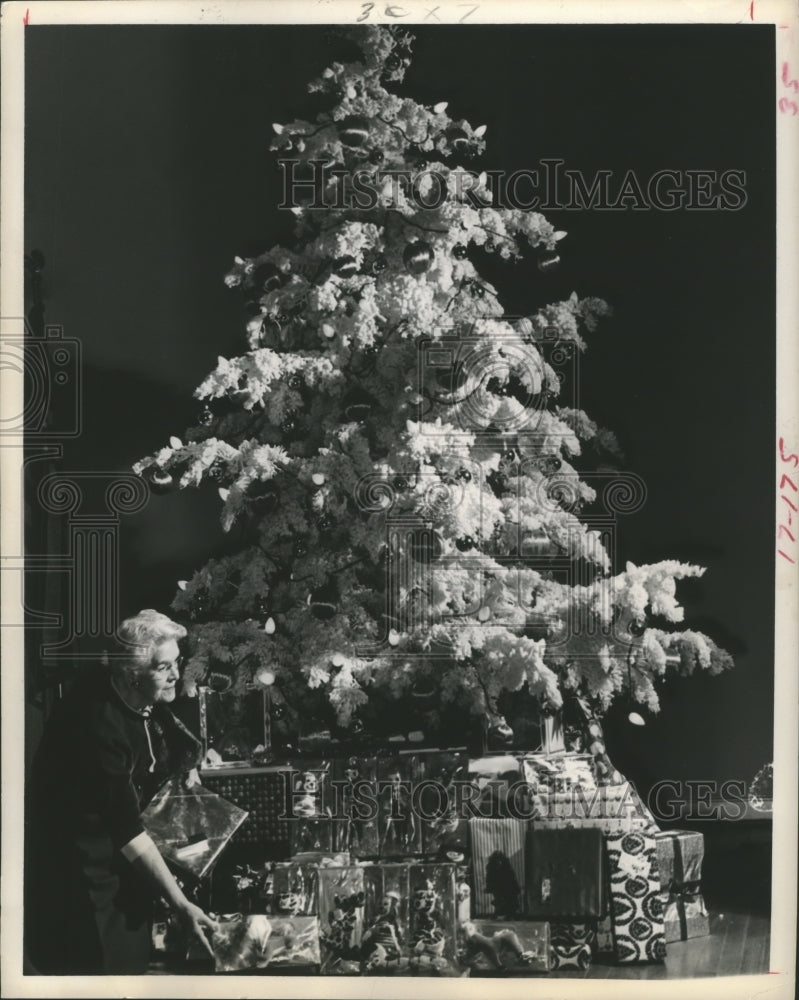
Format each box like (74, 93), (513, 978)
(86, 712), (146, 850)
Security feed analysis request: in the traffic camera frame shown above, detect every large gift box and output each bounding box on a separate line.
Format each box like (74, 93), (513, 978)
(656, 830), (709, 942)
(318, 865), (366, 974)
(525, 827), (607, 919)
(199, 685), (270, 765)
(361, 863), (410, 972)
(331, 755), (379, 858)
(412, 750), (468, 855)
(466, 755), (527, 818)
(469, 818), (526, 918)
(606, 830), (666, 963)
(189, 913), (320, 971)
(522, 753), (597, 796)
(461, 920), (550, 973)
(530, 782), (649, 834)
(264, 862), (318, 916)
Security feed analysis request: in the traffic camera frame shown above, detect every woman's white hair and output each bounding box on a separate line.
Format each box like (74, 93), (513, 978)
(112, 609), (187, 681)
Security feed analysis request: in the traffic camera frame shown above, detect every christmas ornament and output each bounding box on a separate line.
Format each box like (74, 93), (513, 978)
(477, 606), (491, 622)
(537, 251), (560, 274)
(264, 617), (276, 635)
(255, 666), (275, 686)
(321, 323), (336, 339)
(456, 468), (472, 482)
(311, 473), (326, 487)
(539, 455), (562, 476)
(368, 148), (384, 164)
(627, 711), (646, 727)
(409, 528), (444, 563)
(469, 281), (485, 299)
(334, 255), (359, 278)
(393, 475), (409, 491)
(310, 582), (338, 621)
(288, 373), (304, 390)
(456, 536), (476, 552)
(343, 386), (376, 422)
(385, 54), (402, 71)
(628, 618), (647, 637)
(452, 243), (468, 260)
(372, 254), (388, 274)
(445, 126), (469, 152)
(433, 101), (448, 114)
(147, 467), (174, 494)
(318, 514), (335, 533)
(198, 405), (214, 426)
(403, 240), (434, 275)
(281, 416), (298, 435)
(169, 436), (183, 450)
(485, 240), (495, 252)
(337, 115), (370, 148)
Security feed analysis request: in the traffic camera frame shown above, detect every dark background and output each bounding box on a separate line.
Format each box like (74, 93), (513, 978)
(24, 24), (775, 800)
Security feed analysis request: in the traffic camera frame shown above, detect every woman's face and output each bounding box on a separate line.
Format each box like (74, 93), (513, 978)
(139, 639), (182, 704)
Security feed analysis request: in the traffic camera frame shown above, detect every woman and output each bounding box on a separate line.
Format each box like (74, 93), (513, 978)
(25, 610), (218, 974)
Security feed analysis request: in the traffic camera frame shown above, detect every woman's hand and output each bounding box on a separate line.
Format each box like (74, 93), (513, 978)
(175, 900), (219, 959)
(183, 767), (201, 789)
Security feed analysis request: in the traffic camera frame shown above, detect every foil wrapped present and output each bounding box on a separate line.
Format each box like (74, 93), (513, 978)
(264, 862), (318, 916)
(331, 754), (379, 858)
(192, 913), (320, 972)
(318, 866), (366, 975)
(410, 750), (468, 855)
(469, 818), (526, 918)
(461, 920), (550, 973)
(525, 828), (607, 919)
(376, 755), (422, 856)
(606, 831), (666, 964)
(141, 777), (248, 880)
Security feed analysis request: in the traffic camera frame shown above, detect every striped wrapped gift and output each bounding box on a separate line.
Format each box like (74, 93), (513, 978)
(469, 819), (526, 918)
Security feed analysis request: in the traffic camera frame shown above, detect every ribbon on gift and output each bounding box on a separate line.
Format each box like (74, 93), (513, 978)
(665, 881), (705, 942)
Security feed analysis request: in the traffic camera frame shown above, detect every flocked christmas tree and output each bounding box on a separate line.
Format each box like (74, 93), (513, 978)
(135, 26), (732, 750)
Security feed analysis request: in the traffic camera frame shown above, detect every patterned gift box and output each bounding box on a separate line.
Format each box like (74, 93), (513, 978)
(376, 755), (423, 857)
(411, 750), (468, 855)
(606, 830), (666, 964)
(469, 818), (526, 918)
(525, 827), (607, 919)
(318, 865), (366, 975)
(461, 920), (550, 974)
(550, 921), (596, 970)
(661, 885), (710, 943)
(331, 755), (380, 858)
(656, 830), (704, 886)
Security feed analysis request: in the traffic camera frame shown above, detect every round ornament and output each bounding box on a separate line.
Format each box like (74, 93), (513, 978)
(310, 582), (338, 621)
(452, 243), (468, 260)
(403, 240), (434, 275)
(147, 467), (174, 494)
(337, 115), (370, 148)
(198, 405), (214, 427)
(343, 386), (376, 422)
(334, 255), (358, 278)
(372, 254), (388, 274)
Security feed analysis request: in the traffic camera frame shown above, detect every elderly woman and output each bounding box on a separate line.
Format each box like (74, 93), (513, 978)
(25, 610), (218, 974)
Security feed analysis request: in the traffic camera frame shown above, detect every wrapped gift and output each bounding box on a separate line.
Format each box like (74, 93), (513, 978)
(410, 750), (468, 855)
(466, 755), (528, 818)
(264, 862), (318, 916)
(662, 883), (710, 942)
(407, 863), (459, 975)
(331, 754), (379, 858)
(289, 761), (332, 818)
(606, 831), (666, 963)
(550, 921), (595, 970)
(461, 920), (550, 973)
(141, 777), (248, 880)
(595, 914), (614, 954)
(376, 755), (422, 856)
(522, 752), (597, 796)
(532, 782), (649, 834)
(199, 685), (270, 765)
(656, 830), (705, 887)
(525, 828), (607, 919)
(361, 863), (410, 973)
(469, 818), (526, 918)
(318, 865), (366, 975)
(289, 817), (334, 856)
(189, 913), (320, 971)
(200, 765), (292, 853)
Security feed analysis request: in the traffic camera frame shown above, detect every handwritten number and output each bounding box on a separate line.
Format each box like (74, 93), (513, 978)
(357, 2), (375, 21)
(782, 62), (799, 93)
(425, 5), (441, 18)
(385, 4), (408, 15)
(778, 524), (796, 543)
(779, 438), (799, 468)
(778, 549), (796, 564)
(779, 97), (798, 115)
(779, 474), (797, 493)
(458, 3), (479, 21)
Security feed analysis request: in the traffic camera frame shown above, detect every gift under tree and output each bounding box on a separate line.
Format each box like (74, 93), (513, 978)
(135, 25), (732, 750)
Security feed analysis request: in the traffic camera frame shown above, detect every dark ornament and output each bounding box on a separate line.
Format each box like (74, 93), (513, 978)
(457, 468), (472, 482)
(469, 281), (486, 299)
(452, 243), (468, 260)
(393, 475), (409, 492)
(485, 239), (496, 252)
(263, 273), (283, 293)
(281, 416), (298, 435)
(403, 240), (434, 275)
(456, 536), (476, 552)
(445, 126), (469, 152)
(334, 255), (359, 278)
(385, 54), (402, 71)
(198, 405), (214, 427)
(310, 581), (338, 621)
(368, 148), (385, 165)
(372, 254), (388, 274)
(337, 115), (371, 148)
(343, 386), (376, 422)
(537, 251), (560, 274)
(539, 455), (562, 476)
(409, 528), (444, 563)
(147, 467), (174, 494)
(255, 597), (270, 618)
(318, 514), (335, 534)
(628, 618), (647, 638)
(288, 373), (304, 391)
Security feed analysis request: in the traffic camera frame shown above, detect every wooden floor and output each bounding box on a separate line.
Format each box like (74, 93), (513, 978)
(550, 913), (771, 980)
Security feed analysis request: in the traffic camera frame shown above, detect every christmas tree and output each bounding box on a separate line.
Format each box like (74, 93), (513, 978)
(135, 26), (732, 748)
